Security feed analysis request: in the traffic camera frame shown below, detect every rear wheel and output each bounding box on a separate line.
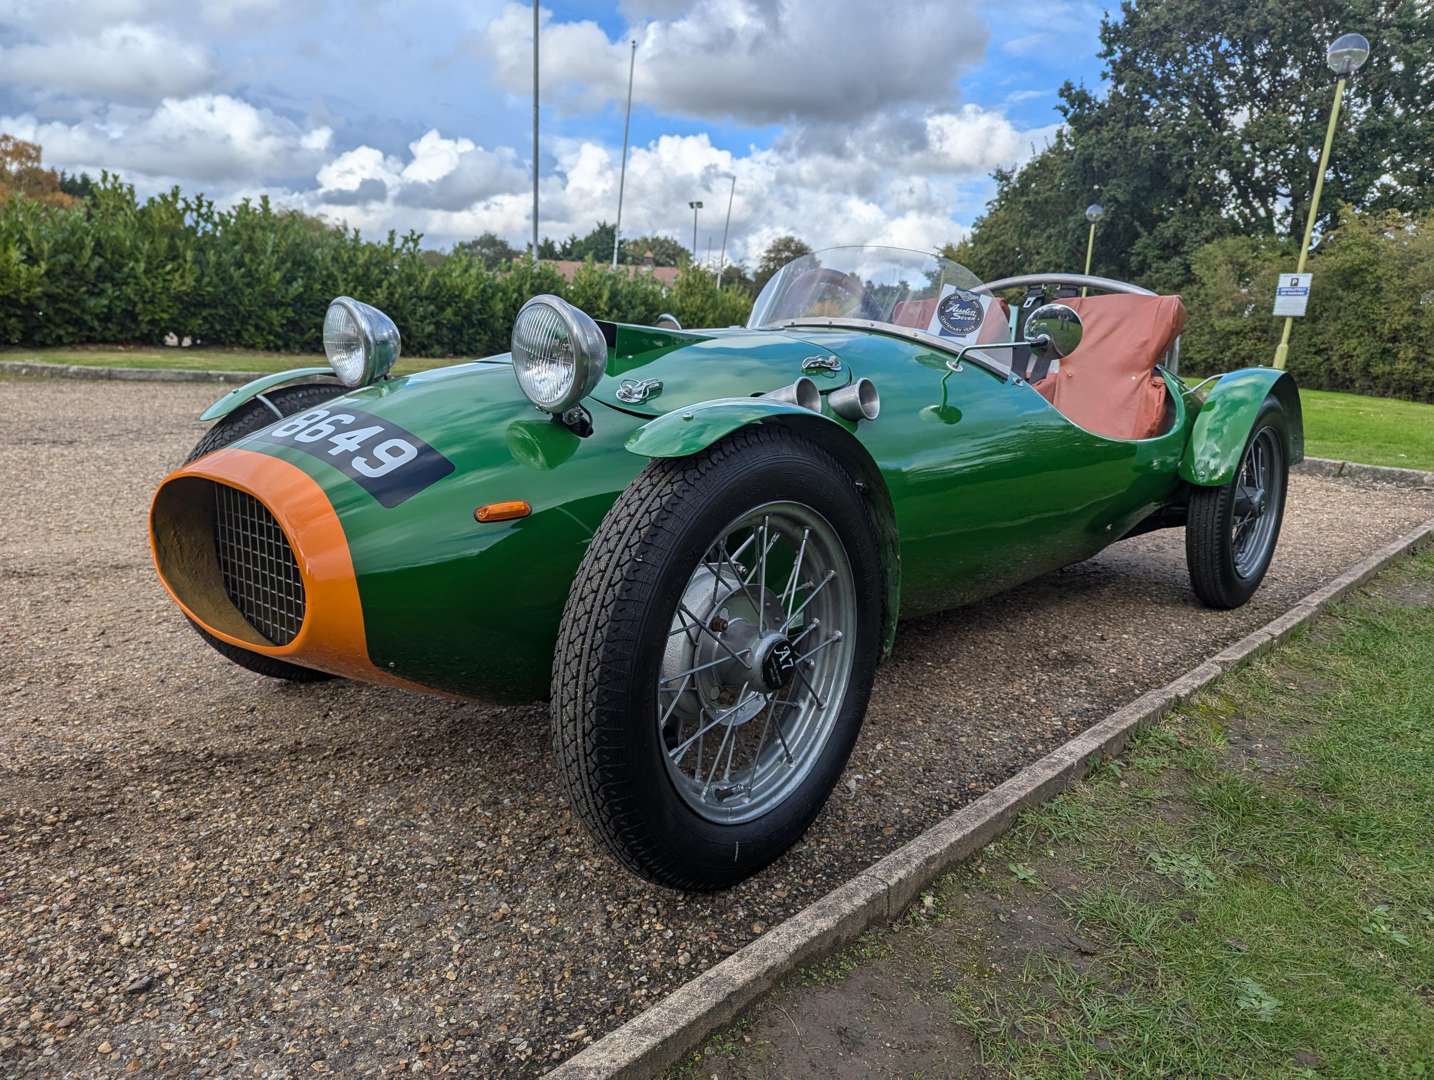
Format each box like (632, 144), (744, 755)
(552, 428), (882, 890)
(1186, 396), (1289, 609)
(183, 382), (346, 682)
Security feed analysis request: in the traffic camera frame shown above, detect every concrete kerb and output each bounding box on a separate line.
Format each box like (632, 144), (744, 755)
(0, 360), (254, 384)
(1295, 456), (1434, 490)
(547, 511), (1434, 1080)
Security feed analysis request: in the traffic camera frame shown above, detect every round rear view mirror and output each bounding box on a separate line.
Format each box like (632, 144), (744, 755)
(1025, 303), (1083, 360)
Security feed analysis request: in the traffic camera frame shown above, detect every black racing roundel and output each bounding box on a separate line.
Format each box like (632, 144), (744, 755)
(936, 289), (983, 336)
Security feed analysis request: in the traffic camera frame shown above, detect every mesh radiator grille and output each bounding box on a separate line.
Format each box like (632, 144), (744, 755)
(213, 484), (306, 645)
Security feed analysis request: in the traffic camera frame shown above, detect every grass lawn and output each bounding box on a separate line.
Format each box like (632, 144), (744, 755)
(680, 552), (1434, 1078)
(1298, 388), (1434, 472)
(0, 345), (453, 376)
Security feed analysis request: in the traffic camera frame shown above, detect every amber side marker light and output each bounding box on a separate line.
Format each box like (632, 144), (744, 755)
(474, 500), (532, 523)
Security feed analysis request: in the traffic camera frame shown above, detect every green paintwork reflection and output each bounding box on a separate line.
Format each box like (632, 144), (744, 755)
(625, 398), (852, 458)
(1180, 369), (1304, 485)
(199, 366), (335, 421)
(591, 327), (849, 416)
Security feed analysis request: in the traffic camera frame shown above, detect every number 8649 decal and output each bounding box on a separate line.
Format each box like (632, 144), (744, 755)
(260, 406), (455, 508)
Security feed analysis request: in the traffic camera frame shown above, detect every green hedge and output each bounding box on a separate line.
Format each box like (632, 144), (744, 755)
(1180, 209), (1434, 401)
(0, 175), (752, 357)
(7, 177), (1431, 402)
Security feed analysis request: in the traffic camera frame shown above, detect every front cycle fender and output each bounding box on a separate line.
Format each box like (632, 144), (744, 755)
(199, 367), (338, 422)
(1180, 369), (1303, 487)
(624, 397), (903, 660)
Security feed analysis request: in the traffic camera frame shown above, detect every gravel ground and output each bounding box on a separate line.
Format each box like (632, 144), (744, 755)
(3, 376), (1431, 1078)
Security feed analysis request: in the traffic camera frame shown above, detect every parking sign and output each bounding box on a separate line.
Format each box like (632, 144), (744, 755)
(1273, 273), (1313, 317)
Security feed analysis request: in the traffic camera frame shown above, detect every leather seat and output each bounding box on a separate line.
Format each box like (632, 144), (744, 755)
(1029, 294), (1185, 441)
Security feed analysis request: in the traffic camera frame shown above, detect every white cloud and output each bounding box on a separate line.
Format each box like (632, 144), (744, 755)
(481, 0), (989, 125)
(0, 0), (308, 29)
(0, 0), (1064, 266)
(0, 23), (215, 104)
(300, 103), (1053, 260)
(3, 95), (333, 183)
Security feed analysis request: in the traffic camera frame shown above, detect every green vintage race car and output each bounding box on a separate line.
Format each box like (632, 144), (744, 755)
(150, 246), (1301, 889)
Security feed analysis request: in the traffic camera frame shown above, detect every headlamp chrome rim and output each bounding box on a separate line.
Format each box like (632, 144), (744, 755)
(323, 296), (401, 388)
(510, 294), (608, 414)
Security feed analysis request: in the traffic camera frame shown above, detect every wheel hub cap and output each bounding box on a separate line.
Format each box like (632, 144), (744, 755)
(755, 633), (799, 692)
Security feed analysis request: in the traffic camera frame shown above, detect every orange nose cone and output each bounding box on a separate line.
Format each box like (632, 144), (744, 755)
(475, 500), (532, 523)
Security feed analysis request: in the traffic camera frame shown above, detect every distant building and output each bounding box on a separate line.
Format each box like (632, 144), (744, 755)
(545, 259), (681, 288)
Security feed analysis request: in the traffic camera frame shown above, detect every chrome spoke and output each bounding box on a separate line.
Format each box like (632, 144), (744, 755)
(660, 654), (734, 685)
(790, 664), (826, 710)
(797, 631), (843, 665)
(757, 516), (771, 632)
(669, 684), (769, 763)
(782, 528), (811, 617)
(677, 604), (752, 666)
(781, 569), (836, 632)
(659, 673), (693, 729)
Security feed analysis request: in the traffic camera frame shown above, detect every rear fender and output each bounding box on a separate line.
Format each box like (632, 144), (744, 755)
(1179, 369), (1303, 486)
(199, 367), (337, 422)
(625, 398), (903, 659)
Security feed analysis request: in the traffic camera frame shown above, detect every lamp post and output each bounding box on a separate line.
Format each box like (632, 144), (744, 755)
(688, 200), (703, 261)
(530, 1), (539, 266)
(1273, 31), (1371, 370)
(611, 40), (637, 270)
(714, 173), (736, 286)
(1081, 202), (1104, 297)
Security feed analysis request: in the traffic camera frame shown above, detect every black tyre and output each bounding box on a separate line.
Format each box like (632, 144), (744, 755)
(552, 427), (882, 890)
(183, 381), (346, 682)
(1186, 395), (1289, 609)
(184, 382), (345, 465)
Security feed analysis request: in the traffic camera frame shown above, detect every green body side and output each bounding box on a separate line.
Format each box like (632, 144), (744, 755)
(200, 367), (336, 421)
(208, 323), (1296, 702)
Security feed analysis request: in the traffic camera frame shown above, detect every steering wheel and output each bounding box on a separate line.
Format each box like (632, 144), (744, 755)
(973, 273), (1154, 297)
(785, 266), (885, 322)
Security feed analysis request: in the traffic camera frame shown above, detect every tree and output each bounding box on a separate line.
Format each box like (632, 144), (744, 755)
(454, 231), (520, 269)
(556, 221), (616, 262)
(58, 170), (97, 201)
(0, 136), (78, 209)
(620, 233), (687, 267)
(753, 235), (812, 292)
(960, 0), (1434, 290)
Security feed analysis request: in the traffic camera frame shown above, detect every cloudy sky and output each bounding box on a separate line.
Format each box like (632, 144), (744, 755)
(0, 0), (1105, 265)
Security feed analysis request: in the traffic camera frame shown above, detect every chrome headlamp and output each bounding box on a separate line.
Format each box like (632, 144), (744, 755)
(510, 294), (607, 414)
(323, 297), (401, 388)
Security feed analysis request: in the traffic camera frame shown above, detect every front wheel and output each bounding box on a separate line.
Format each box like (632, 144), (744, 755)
(552, 428), (882, 890)
(1185, 395), (1289, 609)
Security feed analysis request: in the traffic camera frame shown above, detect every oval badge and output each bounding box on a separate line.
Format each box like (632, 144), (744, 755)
(936, 289), (983, 337)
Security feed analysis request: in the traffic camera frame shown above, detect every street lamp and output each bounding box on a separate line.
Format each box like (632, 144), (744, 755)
(531, 1), (539, 266)
(688, 200), (703, 260)
(1081, 203), (1104, 297)
(611, 40), (637, 270)
(1273, 31), (1371, 369)
(714, 174), (736, 286)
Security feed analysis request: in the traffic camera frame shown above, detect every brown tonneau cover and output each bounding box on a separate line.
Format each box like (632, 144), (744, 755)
(1030, 293), (1185, 441)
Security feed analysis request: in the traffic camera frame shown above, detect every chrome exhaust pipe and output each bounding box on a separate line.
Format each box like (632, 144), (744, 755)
(763, 376), (821, 412)
(829, 378), (880, 422)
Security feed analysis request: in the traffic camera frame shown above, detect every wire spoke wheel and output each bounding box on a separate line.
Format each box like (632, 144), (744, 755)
(1230, 427), (1282, 579)
(553, 427), (880, 889)
(1186, 395), (1290, 610)
(658, 501), (856, 824)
